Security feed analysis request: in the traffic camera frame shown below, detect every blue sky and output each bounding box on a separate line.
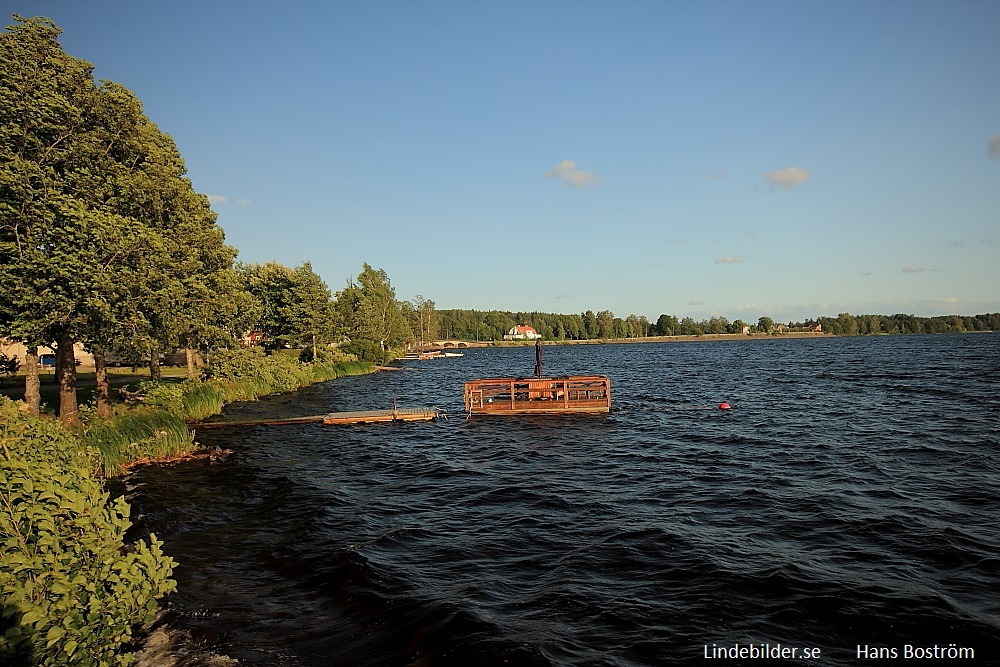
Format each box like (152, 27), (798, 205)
(11, 1), (999, 323)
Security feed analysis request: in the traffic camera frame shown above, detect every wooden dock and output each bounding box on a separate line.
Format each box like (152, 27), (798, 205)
(192, 407), (439, 428)
(322, 407), (439, 425)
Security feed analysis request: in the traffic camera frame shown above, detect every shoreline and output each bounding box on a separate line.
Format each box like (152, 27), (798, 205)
(492, 332), (837, 346)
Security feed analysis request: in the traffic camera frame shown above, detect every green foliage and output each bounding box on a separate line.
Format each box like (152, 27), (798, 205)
(135, 379), (224, 422)
(0, 353), (19, 377)
(135, 380), (186, 414)
(339, 339), (394, 365)
(336, 263), (411, 351)
(0, 398), (176, 665)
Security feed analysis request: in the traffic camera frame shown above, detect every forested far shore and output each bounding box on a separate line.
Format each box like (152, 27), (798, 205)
(435, 309), (1000, 341)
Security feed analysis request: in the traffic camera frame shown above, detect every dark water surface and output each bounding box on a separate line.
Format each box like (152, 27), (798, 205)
(123, 335), (1000, 665)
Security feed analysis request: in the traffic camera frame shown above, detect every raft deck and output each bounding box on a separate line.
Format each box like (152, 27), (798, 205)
(464, 375), (611, 415)
(322, 407), (439, 425)
(193, 407), (438, 428)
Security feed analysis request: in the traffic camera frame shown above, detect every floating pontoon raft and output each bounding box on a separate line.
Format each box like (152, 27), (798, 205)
(463, 376), (611, 415)
(322, 407), (439, 425)
(193, 406), (439, 428)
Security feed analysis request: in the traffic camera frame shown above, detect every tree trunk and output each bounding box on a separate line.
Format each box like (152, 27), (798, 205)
(23, 347), (40, 416)
(150, 347), (161, 381)
(185, 348), (197, 379)
(56, 331), (81, 427)
(312, 335), (317, 363)
(94, 350), (112, 418)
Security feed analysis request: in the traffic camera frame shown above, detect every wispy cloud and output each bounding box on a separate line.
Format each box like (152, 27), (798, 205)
(207, 195), (228, 205)
(688, 299), (705, 306)
(238, 199), (255, 206)
(708, 171), (726, 181)
(714, 255), (745, 264)
(938, 297), (958, 304)
(902, 266), (927, 273)
(988, 135), (1000, 160)
(544, 160), (602, 189)
(763, 166), (811, 189)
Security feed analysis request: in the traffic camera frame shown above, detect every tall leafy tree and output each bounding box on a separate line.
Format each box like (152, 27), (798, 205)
(0, 16), (101, 423)
(403, 295), (438, 348)
(338, 263), (410, 351)
(284, 262), (337, 360)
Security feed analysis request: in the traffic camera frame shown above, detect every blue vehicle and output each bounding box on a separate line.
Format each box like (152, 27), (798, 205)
(39, 354), (56, 367)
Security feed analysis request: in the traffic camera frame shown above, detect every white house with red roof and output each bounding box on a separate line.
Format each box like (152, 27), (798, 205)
(503, 325), (540, 340)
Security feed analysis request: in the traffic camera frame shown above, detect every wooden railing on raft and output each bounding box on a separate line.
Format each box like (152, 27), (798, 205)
(463, 375), (611, 415)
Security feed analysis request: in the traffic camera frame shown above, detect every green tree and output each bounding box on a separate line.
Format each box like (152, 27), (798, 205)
(338, 263), (410, 351)
(404, 295), (438, 348)
(655, 314), (678, 336)
(0, 16), (98, 421)
(758, 316), (775, 334)
(596, 310), (614, 338)
(284, 261), (337, 361)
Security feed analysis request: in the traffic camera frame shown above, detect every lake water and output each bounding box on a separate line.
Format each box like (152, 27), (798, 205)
(122, 335), (1000, 665)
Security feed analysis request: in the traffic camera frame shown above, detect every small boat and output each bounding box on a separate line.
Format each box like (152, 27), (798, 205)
(441, 351), (464, 357)
(463, 375), (611, 415)
(398, 351), (442, 360)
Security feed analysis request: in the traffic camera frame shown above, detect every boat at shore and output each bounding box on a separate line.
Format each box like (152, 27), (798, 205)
(463, 375), (611, 415)
(398, 351), (442, 360)
(398, 350), (464, 360)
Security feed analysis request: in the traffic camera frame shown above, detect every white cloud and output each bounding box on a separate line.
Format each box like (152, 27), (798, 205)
(988, 135), (1000, 160)
(763, 166), (811, 189)
(714, 255), (745, 264)
(207, 195), (228, 205)
(938, 297), (958, 304)
(544, 160), (602, 189)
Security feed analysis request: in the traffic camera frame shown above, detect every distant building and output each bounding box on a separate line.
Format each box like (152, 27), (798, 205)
(0, 339), (95, 367)
(503, 325), (540, 341)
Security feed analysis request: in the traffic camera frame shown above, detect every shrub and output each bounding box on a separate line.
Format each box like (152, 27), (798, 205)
(136, 379), (186, 414)
(339, 339), (395, 365)
(0, 398), (176, 665)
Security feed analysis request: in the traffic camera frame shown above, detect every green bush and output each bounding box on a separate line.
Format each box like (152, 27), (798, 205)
(339, 339), (395, 365)
(136, 379), (186, 414)
(0, 398), (177, 666)
(203, 347), (306, 394)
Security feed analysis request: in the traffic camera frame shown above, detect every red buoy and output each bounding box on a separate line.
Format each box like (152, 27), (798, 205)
(719, 402), (731, 410)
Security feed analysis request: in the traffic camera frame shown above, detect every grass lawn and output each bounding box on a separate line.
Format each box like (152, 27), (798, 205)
(0, 365), (191, 412)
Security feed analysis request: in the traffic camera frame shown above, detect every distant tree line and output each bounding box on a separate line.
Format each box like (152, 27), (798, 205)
(437, 309), (1000, 341)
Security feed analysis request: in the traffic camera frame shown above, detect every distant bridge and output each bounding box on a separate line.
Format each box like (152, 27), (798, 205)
(423, 340), (490, 349)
